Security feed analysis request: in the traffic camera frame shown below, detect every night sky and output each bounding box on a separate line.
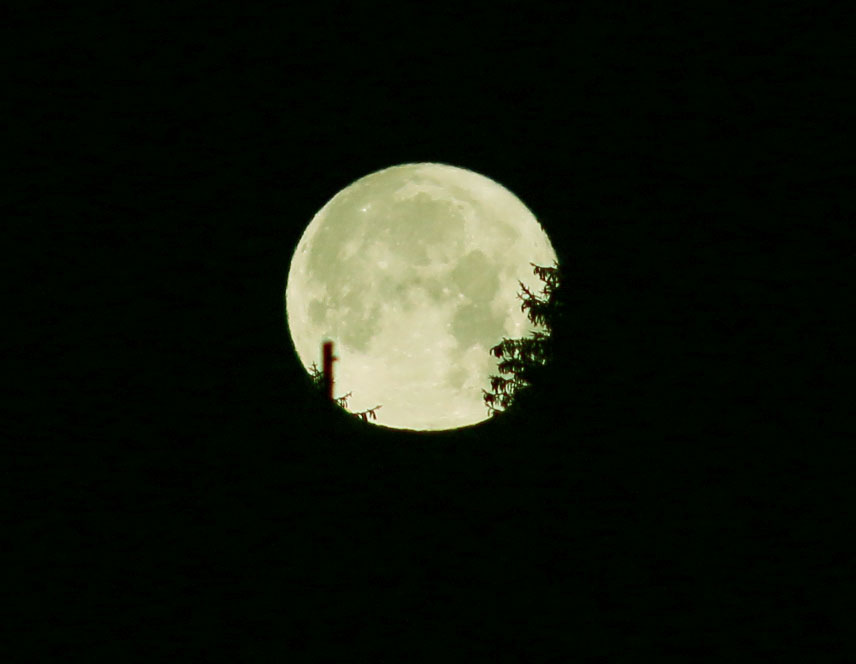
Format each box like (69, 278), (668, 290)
(11, 2), (852, 658)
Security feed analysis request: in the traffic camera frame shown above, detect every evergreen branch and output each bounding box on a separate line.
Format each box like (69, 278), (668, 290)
(483, 261), (562, 416)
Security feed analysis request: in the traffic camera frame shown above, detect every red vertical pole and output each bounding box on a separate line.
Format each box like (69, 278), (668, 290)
(322, 341), (336, 401)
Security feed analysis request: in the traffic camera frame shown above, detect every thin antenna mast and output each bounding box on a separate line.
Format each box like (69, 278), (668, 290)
(322, 340), (337, 401)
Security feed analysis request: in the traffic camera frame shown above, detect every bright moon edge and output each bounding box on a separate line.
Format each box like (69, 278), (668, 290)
(286, 163), (557, 431)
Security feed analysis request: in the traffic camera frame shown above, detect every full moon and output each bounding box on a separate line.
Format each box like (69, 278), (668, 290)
(285, 163), (557, 431)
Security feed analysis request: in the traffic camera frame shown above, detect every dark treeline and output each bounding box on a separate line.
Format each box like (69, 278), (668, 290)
(13, 3), (850, 659)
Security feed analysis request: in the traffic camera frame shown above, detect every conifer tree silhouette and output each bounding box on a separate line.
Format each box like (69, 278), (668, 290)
(483, 261), (562, 416)
(308, 357), (382, 423)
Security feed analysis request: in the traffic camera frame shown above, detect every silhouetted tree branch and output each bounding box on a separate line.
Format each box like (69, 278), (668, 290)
(483, 261), (561, 416)
(308, 362), (382, 422)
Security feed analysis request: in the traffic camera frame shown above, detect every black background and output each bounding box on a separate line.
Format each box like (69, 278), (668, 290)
(10, 2), (853, 659)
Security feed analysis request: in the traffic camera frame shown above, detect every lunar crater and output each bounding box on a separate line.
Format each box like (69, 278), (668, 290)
(286, 163), (556, 430)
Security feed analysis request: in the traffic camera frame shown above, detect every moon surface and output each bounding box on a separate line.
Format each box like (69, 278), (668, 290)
(285, 163), (557, 431)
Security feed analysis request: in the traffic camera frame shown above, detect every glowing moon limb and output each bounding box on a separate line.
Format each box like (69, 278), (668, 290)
(286, 163), (556, 431)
